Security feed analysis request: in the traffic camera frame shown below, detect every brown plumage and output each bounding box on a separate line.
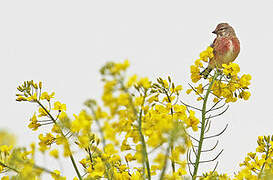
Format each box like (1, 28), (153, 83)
(201, 23), (240, 78)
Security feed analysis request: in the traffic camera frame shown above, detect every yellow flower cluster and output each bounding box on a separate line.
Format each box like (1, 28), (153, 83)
(199, 135), (273, 180)
(189, 47), (251, 103)
(190, 47), (214, 83)
(211, 68), (251, 103)
(235, 135), (273, 180)
(97, 61), (195, 178)
(0, 58), (254, 179)
(200, 171), (230, 180)
(0, 131), (15, 147)
(0, 142), (46, 179)
(0, 145), (13, 166)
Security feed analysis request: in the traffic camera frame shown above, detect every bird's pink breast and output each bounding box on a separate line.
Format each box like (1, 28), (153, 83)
(210, 36), (240, 67)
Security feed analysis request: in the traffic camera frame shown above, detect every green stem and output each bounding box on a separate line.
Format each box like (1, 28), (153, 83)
(0, 159), (60, 177)
(159, 89), (176, 179)
(159, 127), (176, 180)
(69, 155), (82, 180)
(0, 160), (19, 173)
(90, 106), (106, 149)
(36, 100), (83, 180)
(192, 71), (219, 179)
(120, 81), (151, 179)
(137, 92), (151, 180)
(89, 106), (114, 179)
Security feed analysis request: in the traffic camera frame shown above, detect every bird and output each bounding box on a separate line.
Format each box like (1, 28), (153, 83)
(200, 23), (240, 79)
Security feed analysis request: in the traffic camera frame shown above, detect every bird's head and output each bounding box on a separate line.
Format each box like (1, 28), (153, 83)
(212, 23), (236, 37)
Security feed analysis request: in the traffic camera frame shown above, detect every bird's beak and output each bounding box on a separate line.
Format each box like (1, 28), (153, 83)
(212, 30), (216, 34)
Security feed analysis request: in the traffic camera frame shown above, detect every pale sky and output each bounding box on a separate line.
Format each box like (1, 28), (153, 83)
(1, 0), (273, 179)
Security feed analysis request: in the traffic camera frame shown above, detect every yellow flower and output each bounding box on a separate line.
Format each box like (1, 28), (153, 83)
(50, 149), (59, 159)
(78, 135), (89, 149)
(28, 113), (41, 131)
(0, 145), (13, 155)
(239, 74), (251, 88)
(27, 92), (38, 102)
(38, 107), (48, 117)
(40, 92), (55, 101)
(131, 171), (142, 180)
(117, 93), (130, 106)
(153, 153), (166, 169)
(51, 124), (61, 133)
(71, 110), (92, 133)
(147, 133), (163, 148)
(190, 65), (201, 83)
(195, 59), (203, 68)
(138, 77), (151, 89)
(147, 94), (159, 104)
(185, 110), (199, 131)
(206, 46), (214, 58)
(63, 141), (71, 157)
(111, 60), (130, 74)
(195, 84), (204, 94)
(134, 96), (144, 106)
(125, 153), (136, 162)
(199, 47), (214, 62)
(87, 157), (105, 178)
(186, 89), (193, 94)
(173, 104), (187, 120)
(239, 91), (251, 100)
(55, 135), (66, 145)
(16, 95), (27, 101)
(53, 101), (66, 111)
(223, 63), (240, 76)
(121, 139), (131, 151)
(104, 144), (118, 156)
(126, 74), (138, 88)
(174, 85), (183, 93)
(38, 133), (55, 152)
(176, 166), (187, 176)
(51, 170), (66, 180)
(79, 158), (88, 168)
(213, 98), (219, 103)
(95, 107), (108, 119)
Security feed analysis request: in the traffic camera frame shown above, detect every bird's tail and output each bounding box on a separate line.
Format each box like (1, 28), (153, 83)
(200, 67), (213, 79)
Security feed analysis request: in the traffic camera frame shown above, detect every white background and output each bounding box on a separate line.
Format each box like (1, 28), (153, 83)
(1, 0), (273, 179)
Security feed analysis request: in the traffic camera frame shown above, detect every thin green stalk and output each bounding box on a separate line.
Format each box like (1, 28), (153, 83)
(159, 127), (176, 180)
(36, 100), (83, 180)
(69, 154), (82, 180)
(120, 81), (151, 179)
(90, 106), (106, 149)
(90, 107), (114, 179)
(0, 159), (60, 177)
(138, 108), (151, 180)
(165, 90), (176, 174)
(0, 160), (19, 173)
(159, 90), (176, 179)
(192, 71), (219, 179)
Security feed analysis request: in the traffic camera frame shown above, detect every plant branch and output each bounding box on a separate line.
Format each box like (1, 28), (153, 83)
(192, 71), (219, 179)
(36, 100), (82, 180)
